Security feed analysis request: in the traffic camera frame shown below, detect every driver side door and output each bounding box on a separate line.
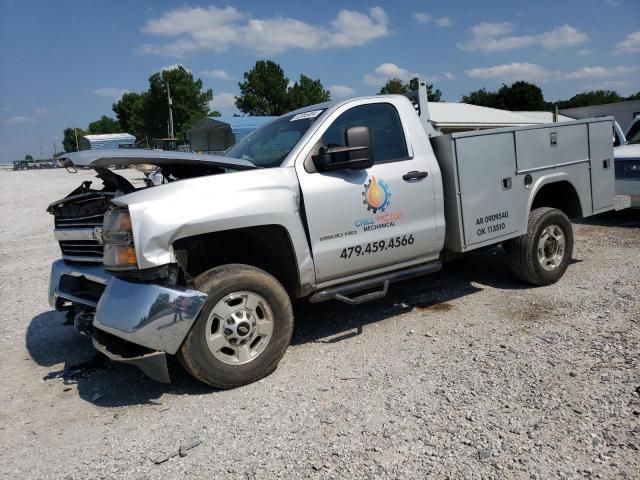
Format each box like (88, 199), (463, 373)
(295, 101), (439, 284)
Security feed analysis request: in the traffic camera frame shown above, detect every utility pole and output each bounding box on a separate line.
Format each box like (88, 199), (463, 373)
(74, 127), (79, 151)
(39, 140), (43, 160)
(167, 82), (175, 139)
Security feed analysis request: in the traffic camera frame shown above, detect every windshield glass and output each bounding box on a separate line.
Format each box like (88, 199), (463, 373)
(225, 110), (325, 167)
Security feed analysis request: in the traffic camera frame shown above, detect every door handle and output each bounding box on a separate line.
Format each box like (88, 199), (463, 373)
(402, 170), (428, 182)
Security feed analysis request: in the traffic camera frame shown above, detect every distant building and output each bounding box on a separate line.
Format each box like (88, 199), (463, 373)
(188, 116), (278, 153)
(80, 133), (136, 150)
(560, 100), (640, 134)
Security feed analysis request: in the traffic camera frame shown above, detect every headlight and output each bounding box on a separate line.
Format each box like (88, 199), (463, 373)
(103, 209), (138, 271)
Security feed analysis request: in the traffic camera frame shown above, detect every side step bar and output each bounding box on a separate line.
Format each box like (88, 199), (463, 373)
(310, 261), (442, 305)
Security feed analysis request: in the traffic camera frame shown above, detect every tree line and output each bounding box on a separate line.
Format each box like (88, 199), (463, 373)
(461, 82), (640, 112)
(62, 61), (640, 152)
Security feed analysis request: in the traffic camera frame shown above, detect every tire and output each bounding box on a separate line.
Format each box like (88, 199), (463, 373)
(508, 207), (574, 286)
(178, 264), (293, 389)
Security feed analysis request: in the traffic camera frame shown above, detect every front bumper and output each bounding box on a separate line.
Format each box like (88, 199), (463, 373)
(49, 259), (208, 382)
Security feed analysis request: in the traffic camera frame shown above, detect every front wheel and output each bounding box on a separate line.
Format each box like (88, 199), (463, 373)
(507, 207), (574, 286)
(178, 264), (293, 389)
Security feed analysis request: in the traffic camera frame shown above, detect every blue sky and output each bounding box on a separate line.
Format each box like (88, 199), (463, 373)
(0, 0), (639, 161)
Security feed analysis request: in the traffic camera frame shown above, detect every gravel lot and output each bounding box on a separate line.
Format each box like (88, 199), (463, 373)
(0, 168), (638, 479)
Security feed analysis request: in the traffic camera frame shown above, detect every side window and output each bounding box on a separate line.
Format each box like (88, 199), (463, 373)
(321, 103), (408, 163)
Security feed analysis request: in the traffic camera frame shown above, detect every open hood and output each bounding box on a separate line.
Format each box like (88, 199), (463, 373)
(58, 149), (257, 170)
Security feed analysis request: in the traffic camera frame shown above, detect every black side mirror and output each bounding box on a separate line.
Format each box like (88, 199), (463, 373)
(312, 126), (373, 172)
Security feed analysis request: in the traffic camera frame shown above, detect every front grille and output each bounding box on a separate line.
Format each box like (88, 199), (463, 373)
(55, 213), (105, 229)
(52, 195), (110, 263)
(615, 159), (640, 180)
(59, 240), (103, 261)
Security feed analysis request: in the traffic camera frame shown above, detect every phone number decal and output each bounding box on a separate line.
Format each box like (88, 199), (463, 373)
(340, 234), (415, 259)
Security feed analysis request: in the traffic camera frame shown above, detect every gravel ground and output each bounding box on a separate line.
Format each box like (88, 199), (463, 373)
(0, 168), (638, 480)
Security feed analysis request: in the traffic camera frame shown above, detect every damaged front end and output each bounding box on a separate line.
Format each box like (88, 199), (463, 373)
(46, 150), (256, 381)
(49, 259), (207, 382)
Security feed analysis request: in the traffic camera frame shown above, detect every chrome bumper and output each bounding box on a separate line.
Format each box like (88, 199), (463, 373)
(48, 259), (208, 376)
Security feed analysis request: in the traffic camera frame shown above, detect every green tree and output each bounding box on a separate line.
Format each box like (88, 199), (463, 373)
(113, 92), (146, 139)
(561, 90), (622, 108)
(462, 82), (545, 110)
(495, 81), (545, 111)
(87, 115), (120, 134)
(111, 66), (212, 143)
(287, 74), (331, 110)
(626, 91), (640, 101)
(236, 60), (291, 116)
(142, 66), (213, 142)
(378, 77), (443, 101)
(62, 127), (85, 152)
(461, 88), (499, 107)
(379, 78), (407, 95)
(25, 154), (33, 161)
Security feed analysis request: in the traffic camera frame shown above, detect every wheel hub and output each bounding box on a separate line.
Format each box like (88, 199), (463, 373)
(204, 291), (274, 365)
(222, 310), (257, 346)
(544, 236), (559, 257)
(537, 224), (566, 271)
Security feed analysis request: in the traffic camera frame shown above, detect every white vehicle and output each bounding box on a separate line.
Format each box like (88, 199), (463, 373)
(614, 116), (640, 207)
(47, 81), (617, 388)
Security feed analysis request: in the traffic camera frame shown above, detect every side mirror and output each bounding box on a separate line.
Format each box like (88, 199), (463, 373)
(312, 126), (373, 172)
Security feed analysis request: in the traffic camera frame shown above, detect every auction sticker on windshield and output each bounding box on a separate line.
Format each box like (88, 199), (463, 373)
(290, 110), (324, 121)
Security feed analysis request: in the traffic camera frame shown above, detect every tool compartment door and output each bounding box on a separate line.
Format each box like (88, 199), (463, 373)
(454, 132), (520, 247)
(588, 120), (616, 212)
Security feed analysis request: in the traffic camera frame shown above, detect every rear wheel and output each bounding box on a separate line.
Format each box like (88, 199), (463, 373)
(508, 207), (574, 286)
(178, 264), (293, 388)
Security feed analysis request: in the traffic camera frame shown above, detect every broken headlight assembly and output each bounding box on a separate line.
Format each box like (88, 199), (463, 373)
(103, 208), (138, 271)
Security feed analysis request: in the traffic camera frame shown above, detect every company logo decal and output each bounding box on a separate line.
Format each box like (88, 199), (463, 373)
(362, 176), (391, 213)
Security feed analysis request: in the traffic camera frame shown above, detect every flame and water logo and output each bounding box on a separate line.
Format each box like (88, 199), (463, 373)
(362, 176), (391, 213)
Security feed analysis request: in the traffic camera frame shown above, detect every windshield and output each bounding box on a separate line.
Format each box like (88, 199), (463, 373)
(225, 110), (325, 167)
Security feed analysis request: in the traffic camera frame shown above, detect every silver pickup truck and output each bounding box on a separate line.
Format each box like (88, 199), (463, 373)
(48, 81), (616, 388)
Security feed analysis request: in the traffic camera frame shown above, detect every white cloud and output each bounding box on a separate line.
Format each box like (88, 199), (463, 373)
(413, 12), (431, 24)
(34, 108), (49, 115)
(160, 63), (191, 73)
(94, 88), (129, 100)
(141, 6), (389, 57)
(442, 72), (455, 80)
(5, 116), (34, 124)
(559, 65), (637, 80)
(435, 17), (453, 27)
(578, 49), (591, 56)
(466, 62), (637, 83)
(363, 63), (420, 87)
(459, 23), (587, 53)
(466, 63), (550, 81)
(329, 85), (355, 98)
(471, 22), (512, 38)
(201, 69), (232, 80)
(363, 63), (443, 87)
(209, 92), (236, 111)
(615, 31), (640, 54)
